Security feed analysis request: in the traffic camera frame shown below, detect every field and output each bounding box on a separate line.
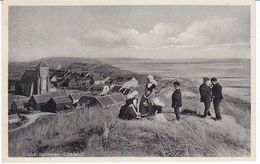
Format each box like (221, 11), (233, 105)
(8, 58), (251, 157)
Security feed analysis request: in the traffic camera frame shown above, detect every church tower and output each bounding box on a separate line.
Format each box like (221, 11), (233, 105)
(36, 61), (50, 94)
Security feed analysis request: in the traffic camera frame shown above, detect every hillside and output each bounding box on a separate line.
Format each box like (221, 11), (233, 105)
(9, 57), (154, 83)
(8, 57), (100, 79)
(8, 77), (250, 157)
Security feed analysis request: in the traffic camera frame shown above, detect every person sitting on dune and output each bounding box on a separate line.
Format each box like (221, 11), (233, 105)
(139, 75), (157, 117)
(119, 91), (141, 120)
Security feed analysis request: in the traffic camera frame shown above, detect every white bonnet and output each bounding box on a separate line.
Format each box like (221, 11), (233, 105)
(127, 90), (139, 99)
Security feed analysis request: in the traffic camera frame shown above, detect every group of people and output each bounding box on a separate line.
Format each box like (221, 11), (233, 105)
(119, 75), (162, 120)
(119, 75), (223, 121)
(199, 77), (223, 120)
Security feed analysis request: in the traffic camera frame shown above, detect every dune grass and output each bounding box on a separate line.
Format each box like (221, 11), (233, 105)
(8, 78), (251, 157)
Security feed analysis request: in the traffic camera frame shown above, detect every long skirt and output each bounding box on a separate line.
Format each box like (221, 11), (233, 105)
(119, 106), (137, 120)
(139, 95), (149, 116)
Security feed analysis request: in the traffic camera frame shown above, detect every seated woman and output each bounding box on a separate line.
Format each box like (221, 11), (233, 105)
(119, 91), (141, 120)
(139, 75), (158, 117)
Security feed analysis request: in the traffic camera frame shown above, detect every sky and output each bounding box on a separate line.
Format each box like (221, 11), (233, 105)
(9, 6), (250, 62)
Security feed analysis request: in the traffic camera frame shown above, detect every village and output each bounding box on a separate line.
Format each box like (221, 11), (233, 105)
(8, 61), (137, 118)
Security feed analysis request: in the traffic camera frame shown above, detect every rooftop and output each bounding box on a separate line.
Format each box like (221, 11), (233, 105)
(52, 96), (72, 104)
(32, 93), (52, 104)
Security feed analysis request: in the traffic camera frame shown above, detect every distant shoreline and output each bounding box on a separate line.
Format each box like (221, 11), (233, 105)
(8, 57), (250, 64)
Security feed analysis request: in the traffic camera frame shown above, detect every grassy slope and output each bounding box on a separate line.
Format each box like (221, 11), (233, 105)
(8, 77), (250, 157)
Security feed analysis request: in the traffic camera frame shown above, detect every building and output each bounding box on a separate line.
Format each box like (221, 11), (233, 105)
(94, 76), (110, 85)
(10, 98), (30, 114)
(8, 79), (18, 93)
(78, 95), (96, 108)
(51, 90), (67, 97)
(119, 88), (131, 95)
(68, 92), (82, 105)
(110, 93), (126, 105)
(78, 93), (126, 109)
(15, 61), (51, 97)
(50, 75), (58, 83)
(27, 93), (52, 110)
(95, 96), (117, 108)
(109, 85), (122, 93)
(45, 96), (73, 113)
(89, 84), (104, 95)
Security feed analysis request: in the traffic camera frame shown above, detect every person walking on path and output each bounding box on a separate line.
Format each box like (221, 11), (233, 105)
(172, 81), (182, 121)
(211, 77), (223, 121)
(199, 77), (212, 118)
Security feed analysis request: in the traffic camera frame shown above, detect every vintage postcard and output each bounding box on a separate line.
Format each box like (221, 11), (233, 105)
(2, 0), (256, 162)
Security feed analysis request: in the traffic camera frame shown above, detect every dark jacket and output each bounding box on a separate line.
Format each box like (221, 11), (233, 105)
(199, 83), (212, 102)
(212, 83), (223, 102)
(172, 89), (182, 108)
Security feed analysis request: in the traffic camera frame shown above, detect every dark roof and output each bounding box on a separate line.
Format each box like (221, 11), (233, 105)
(110, 93), (126, 103)
(110, 85), (122, 92)
(32, 93), (52, 104)
(52, 96), (72, 104)
(90, 85), (103, 94)
(19, 70), (37, 83)
(51, 91), (67, 97)
(62, 79), (71, 85)
(78, 95), (96, 104)
(37, 61), (48, 68)
(123, 88), (131, 95)
(96, 96), (117, 108)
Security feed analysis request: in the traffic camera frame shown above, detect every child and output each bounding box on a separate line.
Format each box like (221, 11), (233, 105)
(172, 81), (182, 121)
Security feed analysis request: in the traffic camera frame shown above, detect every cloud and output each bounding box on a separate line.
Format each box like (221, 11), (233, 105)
(9, 18), (250, 61)
(83, 18), (249, 50)
(168, 18), (250, 47)
(83, 23), (180, 49)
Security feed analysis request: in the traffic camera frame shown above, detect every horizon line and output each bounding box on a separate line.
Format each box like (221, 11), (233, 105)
(8, 56), (251, 63)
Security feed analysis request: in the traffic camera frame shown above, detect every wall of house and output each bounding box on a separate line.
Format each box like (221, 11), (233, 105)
(44, 100), (57, 113)
(28, 98), (37, 110)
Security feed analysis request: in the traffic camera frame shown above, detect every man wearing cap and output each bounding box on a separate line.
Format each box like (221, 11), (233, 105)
(199, 77), (212, 118)
(172, 81), (182, 121)
(211, 77), (223, 120)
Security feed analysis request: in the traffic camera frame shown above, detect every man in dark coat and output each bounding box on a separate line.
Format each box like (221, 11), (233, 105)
(211, 77), (223, 120)
(172, 81), (182, 121)
(199, 77), (212, 118)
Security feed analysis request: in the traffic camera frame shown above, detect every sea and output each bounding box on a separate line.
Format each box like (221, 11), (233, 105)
(100, 58), (251, 102)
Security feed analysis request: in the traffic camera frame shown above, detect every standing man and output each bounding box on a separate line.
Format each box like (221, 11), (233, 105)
(172, 81), (182, 121)
(199, 77), (212, 118)
(211, 77), (223, 121)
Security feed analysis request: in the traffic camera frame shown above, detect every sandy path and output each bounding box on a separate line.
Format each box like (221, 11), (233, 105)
(9, 112), (55, 133)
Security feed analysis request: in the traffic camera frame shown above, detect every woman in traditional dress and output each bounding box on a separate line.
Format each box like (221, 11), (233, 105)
(119, 91), (140, 120)
(139, 75), (158, 117)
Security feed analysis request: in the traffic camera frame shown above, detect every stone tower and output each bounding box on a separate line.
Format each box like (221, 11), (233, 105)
(36, 61), (50, 94)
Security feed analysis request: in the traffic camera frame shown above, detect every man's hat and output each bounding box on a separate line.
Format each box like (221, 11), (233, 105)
(173, 81), (180, 86)
(211, 77), (217, 82)
(203, 77), (209, 81)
